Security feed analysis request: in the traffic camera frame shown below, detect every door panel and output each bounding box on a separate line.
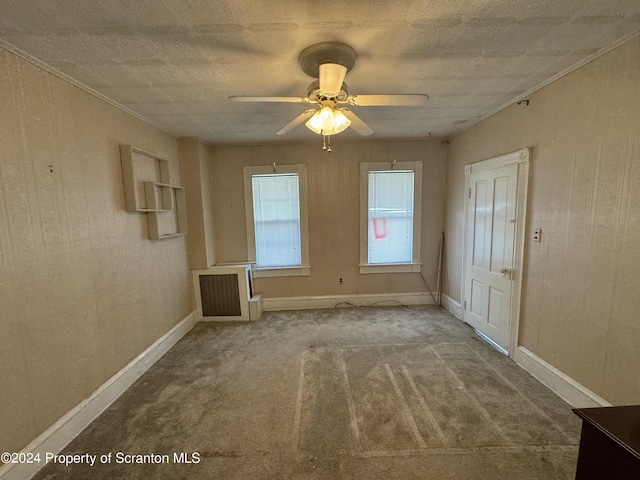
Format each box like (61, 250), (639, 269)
(488, 287), (503, 329)
(464, 164), (518, 352)
(472, 179), (488, 268)
(470, 279), (484, 317)
(490, 177), (509, 273)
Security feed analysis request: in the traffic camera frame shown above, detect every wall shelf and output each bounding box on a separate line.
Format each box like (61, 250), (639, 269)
(144, 182), (173, 212)
(120, 145), (187, 240)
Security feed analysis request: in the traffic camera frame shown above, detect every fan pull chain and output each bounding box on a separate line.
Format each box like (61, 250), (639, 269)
(321, 135), (332, 153)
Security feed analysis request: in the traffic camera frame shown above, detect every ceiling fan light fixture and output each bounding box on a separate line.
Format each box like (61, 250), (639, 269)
(305, 106), (351, 135)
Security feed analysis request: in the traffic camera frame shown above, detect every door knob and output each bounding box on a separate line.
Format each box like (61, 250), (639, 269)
(500, 267), (512, 279)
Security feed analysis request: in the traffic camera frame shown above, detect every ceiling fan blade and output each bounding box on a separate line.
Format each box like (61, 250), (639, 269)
(229, 96), (309, 103)
(348, 94), (429, 107)
(319, 63), (347, 96)
(277, 109), (317, 135)
(341, 109), (373, 136)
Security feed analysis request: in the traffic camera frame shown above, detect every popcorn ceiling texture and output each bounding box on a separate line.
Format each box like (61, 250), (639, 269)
(0, 0), (639, 143)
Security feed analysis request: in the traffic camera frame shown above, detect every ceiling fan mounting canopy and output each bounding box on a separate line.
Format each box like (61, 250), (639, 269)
(298, 42), (357, 78)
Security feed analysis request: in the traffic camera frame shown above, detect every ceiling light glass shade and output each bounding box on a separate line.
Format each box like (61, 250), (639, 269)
(305, 106), (351, 135)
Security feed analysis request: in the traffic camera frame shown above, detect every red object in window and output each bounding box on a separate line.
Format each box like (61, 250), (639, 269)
(373, 218), (388, 239)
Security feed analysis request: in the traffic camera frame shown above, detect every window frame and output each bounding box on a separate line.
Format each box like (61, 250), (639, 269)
(243, 164), (310, 278)
(359, 161), (423, 274)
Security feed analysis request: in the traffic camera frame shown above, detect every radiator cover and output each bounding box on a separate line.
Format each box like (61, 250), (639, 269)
(192, 265), (260, 321)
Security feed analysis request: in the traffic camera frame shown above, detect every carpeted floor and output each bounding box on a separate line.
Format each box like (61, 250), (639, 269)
(33, 306), (582, 479)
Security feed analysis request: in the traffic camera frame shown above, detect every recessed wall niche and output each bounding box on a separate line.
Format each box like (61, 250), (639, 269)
(120, 145), (187, 240)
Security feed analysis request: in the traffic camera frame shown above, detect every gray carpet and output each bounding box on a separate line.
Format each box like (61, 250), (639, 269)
(33, 306), (581, 479)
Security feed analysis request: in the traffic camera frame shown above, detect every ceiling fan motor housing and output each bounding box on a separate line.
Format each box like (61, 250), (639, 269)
(298, 42), (357, 78)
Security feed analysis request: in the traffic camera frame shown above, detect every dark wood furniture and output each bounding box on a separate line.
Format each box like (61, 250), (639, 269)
(573, 405), (640, 480)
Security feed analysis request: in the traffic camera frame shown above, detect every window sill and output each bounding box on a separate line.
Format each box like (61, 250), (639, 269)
(359, 263), (422, 274)
(252, 266), (311, 278)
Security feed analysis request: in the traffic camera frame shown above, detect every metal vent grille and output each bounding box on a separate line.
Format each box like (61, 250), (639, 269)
(199, 274), (241, 317)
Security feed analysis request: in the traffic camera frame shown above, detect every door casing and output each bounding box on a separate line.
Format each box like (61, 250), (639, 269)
(461, 148), (530, 357)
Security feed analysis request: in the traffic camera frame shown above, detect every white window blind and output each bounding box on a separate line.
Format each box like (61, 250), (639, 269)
(367, 170), (414, 264)
(251, 173), (301, 268)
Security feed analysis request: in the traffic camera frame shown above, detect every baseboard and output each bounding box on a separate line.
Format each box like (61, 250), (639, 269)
(441, 293), (462, 319)
(263, 292), (434, 311)
(0, 310), (198, 480)
(514, 346), (612, 408)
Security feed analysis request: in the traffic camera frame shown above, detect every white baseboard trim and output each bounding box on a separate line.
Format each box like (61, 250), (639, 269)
(263, 292), (434, 311)
(0, 310), (198, 480)
(513, 346), (612, 408)
(441, 293), (462, 319)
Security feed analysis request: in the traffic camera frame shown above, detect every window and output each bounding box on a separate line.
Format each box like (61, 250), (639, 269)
(243, 165), (310, 277)
(360, 161), (422, 273)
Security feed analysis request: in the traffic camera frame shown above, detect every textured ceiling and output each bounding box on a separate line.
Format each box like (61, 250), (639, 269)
(1, 1), (639, 144)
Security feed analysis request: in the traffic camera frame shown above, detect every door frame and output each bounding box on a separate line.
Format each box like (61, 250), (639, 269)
(461, 148), (530, 357)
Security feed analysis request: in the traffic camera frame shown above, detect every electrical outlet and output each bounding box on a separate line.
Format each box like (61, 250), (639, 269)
(533, 228), (542, 242)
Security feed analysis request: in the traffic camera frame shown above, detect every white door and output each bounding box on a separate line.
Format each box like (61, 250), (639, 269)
(464, 163), (518, 352)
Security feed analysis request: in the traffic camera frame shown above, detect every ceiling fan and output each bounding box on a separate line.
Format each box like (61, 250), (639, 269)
(229, 42), (429, 151)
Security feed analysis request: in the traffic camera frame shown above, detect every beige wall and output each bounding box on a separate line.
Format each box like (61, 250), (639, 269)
(181, 137), (216, 269)
(444, 36), (640, 404)
(200, 143), (216, 267)
(210, 140), (447, 298)
(0, 49), (193, 454)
